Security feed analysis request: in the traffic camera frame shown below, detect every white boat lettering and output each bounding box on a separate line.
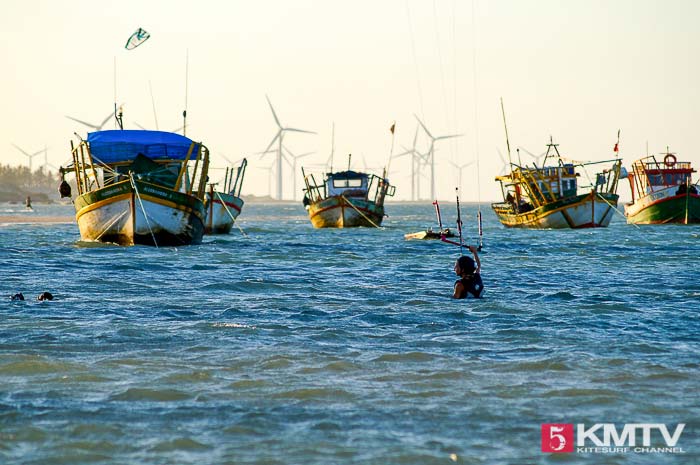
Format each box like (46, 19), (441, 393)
(142, 186), (176, 200)
(101, 187), (124, 197)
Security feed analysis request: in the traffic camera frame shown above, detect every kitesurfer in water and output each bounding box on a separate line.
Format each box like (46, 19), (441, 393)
(453, 245), (483, 299)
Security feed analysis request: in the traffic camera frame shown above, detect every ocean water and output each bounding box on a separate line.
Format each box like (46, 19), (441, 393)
(1, 202), (698, 464)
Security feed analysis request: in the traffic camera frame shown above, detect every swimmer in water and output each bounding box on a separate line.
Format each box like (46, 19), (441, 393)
(37, 292), (54, 301)
(453, 245), (483, 299)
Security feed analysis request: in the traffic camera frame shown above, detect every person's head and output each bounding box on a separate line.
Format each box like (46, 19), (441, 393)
(37, 292), (54, 301)
(454, 255), (476, 276)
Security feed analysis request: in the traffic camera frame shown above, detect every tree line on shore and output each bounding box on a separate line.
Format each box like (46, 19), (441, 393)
(0, 165), (63, 202)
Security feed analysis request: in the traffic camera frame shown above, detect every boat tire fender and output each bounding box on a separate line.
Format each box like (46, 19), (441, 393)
(664, 154), (677, 167)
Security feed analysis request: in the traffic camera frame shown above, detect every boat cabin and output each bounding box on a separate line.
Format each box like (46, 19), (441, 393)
(326, 171), (369, 197)
(496, 163), (580, 211)
(303, 169), (395, 204)
(628, 154), (696, 201)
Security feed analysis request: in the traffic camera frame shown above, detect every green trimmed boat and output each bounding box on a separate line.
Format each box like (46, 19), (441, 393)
(624, 152), (700, 224)
(64, 129), (210, 246)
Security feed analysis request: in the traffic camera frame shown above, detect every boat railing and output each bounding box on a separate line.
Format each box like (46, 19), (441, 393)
(225, 158), (247, 197)
(69, 139), (101, 195)
(643, 161), (692, 171)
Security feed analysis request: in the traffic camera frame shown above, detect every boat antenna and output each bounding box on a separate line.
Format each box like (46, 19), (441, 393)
(455, 188), (464, 256)
(116, 105), (124, 130)
(347, 153), (352, 172)
(113, 56), (122, 130)
(183, 49), (189, 136)
(500, 97), (513, 166)
(329, 122), (335, 173)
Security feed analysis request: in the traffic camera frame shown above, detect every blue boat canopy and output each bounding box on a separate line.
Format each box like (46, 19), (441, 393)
(87, 130), (200, 163)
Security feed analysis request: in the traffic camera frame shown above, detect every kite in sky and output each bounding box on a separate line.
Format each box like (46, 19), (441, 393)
(125, 28), (150, 50)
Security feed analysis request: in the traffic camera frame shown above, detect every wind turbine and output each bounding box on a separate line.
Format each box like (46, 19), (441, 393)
(394, 124), (428, 201)
(262, 95), (316, 200)
(449, 160), (475, 194)
(518, 146), (547, 166)
(11, 143), (44, 173)
(65, 109), (116, 131)
(282, 147), (314, 201)
(414, 115), (463, 200)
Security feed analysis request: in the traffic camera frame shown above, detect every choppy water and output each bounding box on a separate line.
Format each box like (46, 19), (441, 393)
(1, 202), (698, 464)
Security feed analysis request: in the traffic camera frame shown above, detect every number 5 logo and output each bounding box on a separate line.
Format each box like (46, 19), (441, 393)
(541, 424), (574, 453)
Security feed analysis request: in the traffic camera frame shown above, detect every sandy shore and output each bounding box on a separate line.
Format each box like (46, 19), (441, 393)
(0, 215), (74, 224)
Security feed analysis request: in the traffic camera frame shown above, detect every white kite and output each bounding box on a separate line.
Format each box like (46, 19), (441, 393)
(125, 28), (150, 50)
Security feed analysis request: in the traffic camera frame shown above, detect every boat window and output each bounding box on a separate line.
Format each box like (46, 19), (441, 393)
(332, 178), (364, 188)
(649, 175), (663, 185)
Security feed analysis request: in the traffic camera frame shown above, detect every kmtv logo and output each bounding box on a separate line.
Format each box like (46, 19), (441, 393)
(541, 424), (573, 452)
(542, 423), (686, 454)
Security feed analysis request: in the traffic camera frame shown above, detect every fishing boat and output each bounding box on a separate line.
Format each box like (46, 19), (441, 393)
(491, 138), (622, 229)
(64, 129), (210, 246)
(204, 158), (247, 234)
(624, 151), (699, 224)
(301, 161), (395, 228)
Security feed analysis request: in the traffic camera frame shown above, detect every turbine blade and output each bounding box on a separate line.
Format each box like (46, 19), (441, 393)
(265, 94), (282, 128)
(65, 115), (99, 129)
(262, 131), (281, 155)
(10, 143), (30, 156)
(99, 111), (114, 129)
(284, 127), (317, 135)
(436, 133), (464, 141)
(413, 114), (434, 140)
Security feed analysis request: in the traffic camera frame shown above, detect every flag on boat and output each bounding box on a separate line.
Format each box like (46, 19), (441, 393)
(613, 129), (620, 152)
(125, 28), (150, 50)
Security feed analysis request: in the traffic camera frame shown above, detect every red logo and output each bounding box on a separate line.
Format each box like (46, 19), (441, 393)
(541, 424), (574, 453)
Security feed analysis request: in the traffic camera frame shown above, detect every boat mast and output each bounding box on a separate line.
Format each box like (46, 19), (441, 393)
(183, 49), (189, 137)
(499, 98), (513, 167)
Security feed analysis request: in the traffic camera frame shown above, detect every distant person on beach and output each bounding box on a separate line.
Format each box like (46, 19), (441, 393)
(25, 196), (32, 209)
(453, 246), (483, 299)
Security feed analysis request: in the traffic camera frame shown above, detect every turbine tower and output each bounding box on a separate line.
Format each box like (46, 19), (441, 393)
(262, 95), (315, 200)
(414, 115), (463, 200)
(282, 146), (314, 201)
(395, 124), (428, 201)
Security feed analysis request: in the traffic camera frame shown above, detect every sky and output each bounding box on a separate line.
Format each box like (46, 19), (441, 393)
(2, 0), (699, 202)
